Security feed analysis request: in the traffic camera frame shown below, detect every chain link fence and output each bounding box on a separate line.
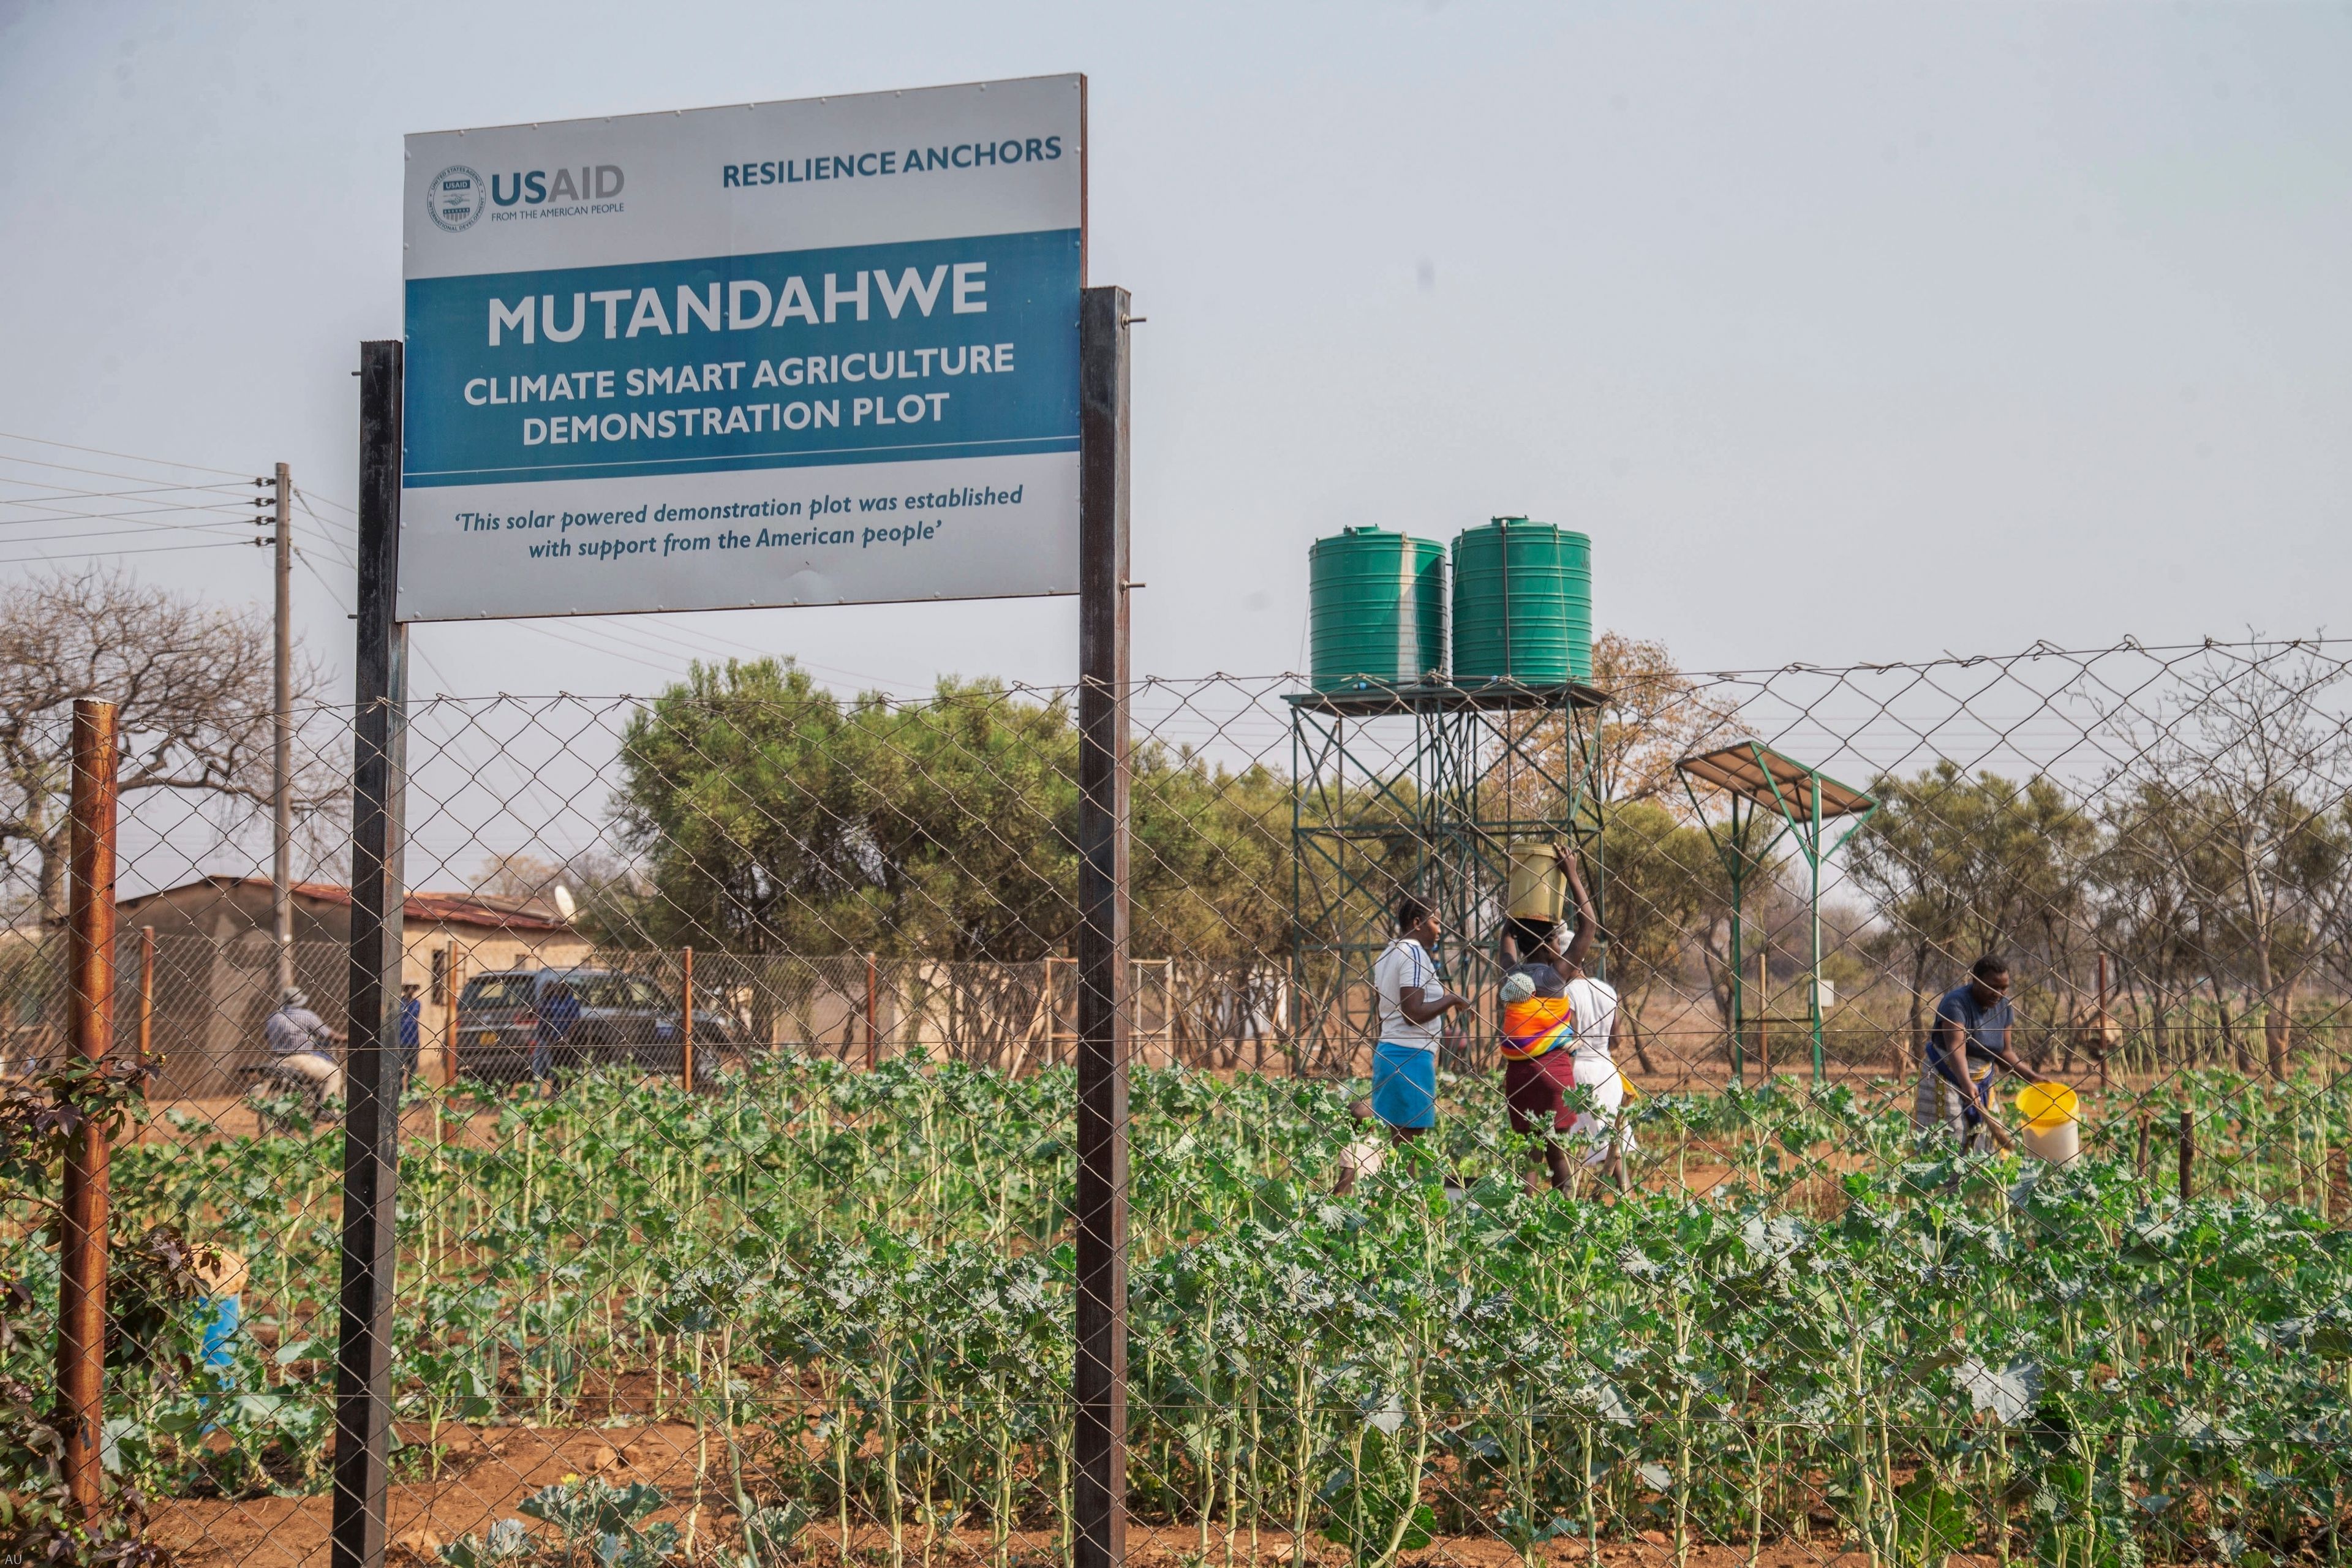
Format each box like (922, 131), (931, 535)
(7, 635), (2352, 1567)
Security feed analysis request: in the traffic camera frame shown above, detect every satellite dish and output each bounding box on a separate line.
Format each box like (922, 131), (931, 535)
(552, 884), (577, 922)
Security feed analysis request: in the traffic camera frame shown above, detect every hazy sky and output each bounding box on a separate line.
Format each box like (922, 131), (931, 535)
(3, 1), (2347, 706)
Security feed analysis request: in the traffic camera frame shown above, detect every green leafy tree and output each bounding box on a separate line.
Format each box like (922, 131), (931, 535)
(1846, 764), (2092, 1067)
(609, 658), (892, 955)
(611, 659), (1292, 968)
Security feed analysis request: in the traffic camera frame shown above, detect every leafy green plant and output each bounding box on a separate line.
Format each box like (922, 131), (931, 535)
(32, 1058), (2352, 1564)
(520, 1478), (674, 1567)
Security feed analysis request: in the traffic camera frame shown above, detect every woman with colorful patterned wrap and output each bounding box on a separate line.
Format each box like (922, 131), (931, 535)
(1498, 845), (1600, 1193)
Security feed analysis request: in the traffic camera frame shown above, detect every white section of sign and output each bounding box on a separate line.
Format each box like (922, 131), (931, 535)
(395, 451), (1078, 621)
(404, 75), (1084, 280)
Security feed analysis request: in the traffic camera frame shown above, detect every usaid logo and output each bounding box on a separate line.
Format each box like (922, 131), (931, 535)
(490, 165), (627, 208)
(426, 165), (486, 232)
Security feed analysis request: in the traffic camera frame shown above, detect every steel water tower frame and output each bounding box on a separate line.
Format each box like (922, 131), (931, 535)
(1284, 677), (1607, 1074)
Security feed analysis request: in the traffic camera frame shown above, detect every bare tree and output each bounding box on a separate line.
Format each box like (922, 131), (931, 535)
(1587, 631), (1751, 809)
(0, 567), (330, 922)
(1496, 632), (1750, 829)
(473, 851), (572, 904)
(2111, 643), (2352, 1079)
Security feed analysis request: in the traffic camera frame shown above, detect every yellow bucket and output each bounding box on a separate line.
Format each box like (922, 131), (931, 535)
(1506, 843), (1570, 923)
(2014, 1081), (2079, 1164)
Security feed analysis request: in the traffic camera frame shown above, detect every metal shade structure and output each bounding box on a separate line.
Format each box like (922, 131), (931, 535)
(1676, 741), (1875, 1082)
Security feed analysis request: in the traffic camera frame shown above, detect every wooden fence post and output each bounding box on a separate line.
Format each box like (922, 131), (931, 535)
(57, 698), (119, 1524)
(681, 946), (695, 1090)
(2178, 1109), (2195, 1204)
(443, 952), (462, 1091)
(2095, 952), (2113, 1093)
(862, 953), (877, 1070)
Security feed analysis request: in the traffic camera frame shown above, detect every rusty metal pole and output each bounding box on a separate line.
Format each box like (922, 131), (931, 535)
(57, 698), (119, 1523)
(1072, 282), (1133, 1568)
(137, 923), (156, 1078)
(681, 946), (695, 1090)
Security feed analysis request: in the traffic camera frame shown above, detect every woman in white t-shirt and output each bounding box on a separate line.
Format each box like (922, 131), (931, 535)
(1367, 894), (1471, 1144)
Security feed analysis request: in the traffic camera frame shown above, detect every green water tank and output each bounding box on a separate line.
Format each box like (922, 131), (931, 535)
(1450, 518), (1592, 685)
(1308, 527), (1449, 691)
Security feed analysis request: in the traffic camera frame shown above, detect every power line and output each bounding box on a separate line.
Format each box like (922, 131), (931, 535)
(0, 476), (254, 506)
(0, 429), (255, 479)
(0, 537), (254, 568)
(292, 492), (358, 565)
(0, 520), (256, 548)
(0, 509), (253, 532)
(0, 452), (256, 492)
(290, 486), (356, 536)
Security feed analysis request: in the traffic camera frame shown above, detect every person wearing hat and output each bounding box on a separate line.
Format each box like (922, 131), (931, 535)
(262, 987), (345, 1100)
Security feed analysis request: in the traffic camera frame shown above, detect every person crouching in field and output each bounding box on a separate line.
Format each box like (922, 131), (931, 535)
(1499, 848), (1628, 1194)
(1912, 954), (2028, 1153)
(1368, 895), (1474, 1153)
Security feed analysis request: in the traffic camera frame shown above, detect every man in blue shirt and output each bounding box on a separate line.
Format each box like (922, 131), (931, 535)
(1915, 955), (2031, 1151)
(398, 983), (423, 1088)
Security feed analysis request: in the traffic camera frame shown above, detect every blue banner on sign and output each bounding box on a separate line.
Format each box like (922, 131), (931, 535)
(403, 228), (1079, 489)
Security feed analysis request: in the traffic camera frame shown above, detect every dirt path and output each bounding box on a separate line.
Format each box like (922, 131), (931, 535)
(149, 1420), (2013, 1568)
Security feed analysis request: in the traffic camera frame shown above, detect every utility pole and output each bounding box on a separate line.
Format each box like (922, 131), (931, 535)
(266, 462), (293, 995)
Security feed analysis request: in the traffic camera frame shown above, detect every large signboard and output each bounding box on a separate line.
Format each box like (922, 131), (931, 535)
(399, 76), (1084, 622)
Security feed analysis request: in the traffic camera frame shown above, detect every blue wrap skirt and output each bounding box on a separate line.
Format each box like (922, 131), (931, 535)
(1370, 1041), (1438, 1129)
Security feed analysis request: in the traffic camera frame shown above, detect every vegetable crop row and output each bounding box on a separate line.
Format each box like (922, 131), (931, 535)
(9, 1058), (2350, 1567)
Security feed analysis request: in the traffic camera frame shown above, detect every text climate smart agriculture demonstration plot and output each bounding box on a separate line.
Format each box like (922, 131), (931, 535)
(397, 75), (1084, 622)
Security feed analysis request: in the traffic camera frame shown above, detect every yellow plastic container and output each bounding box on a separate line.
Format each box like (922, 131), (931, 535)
(2015, 1081), (2080, 1164)
(1506, 843), (1570, 923)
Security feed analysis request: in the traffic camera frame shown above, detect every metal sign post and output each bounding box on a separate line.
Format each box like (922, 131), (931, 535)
(1072, 284), (1131, 1568)
(332, 340), (409, 1568)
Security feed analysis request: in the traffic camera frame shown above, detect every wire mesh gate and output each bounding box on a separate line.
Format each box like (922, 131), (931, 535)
(6, 635), (2352, 1568)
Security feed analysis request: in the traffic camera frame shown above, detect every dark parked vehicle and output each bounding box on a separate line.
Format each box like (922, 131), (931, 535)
(453, 967), (731, 1082)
